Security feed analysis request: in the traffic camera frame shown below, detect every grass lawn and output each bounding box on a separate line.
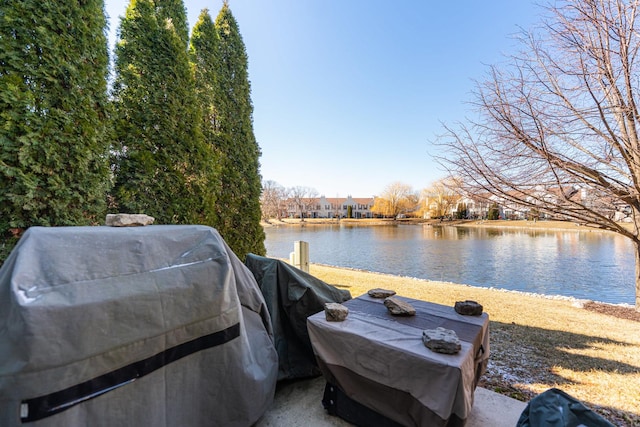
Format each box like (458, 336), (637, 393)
(308, 263), (640, 426)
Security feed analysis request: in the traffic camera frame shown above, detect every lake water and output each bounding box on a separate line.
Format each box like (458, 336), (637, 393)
(264, 224), (635, 305)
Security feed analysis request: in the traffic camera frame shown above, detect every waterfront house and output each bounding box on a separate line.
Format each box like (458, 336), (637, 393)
(284, 196), (376, 219)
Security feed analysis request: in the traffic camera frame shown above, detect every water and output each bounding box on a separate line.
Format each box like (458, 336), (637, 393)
(264, 224), (635, 305)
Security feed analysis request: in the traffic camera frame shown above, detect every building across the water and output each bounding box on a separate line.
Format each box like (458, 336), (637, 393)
(282, 196), (376, 219)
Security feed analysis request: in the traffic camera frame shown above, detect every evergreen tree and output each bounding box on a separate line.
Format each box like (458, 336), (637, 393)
(189, 9), (221, 229)
(211, 4), (265, 258)
(456, 203), (468, 220)
(111, 0), (210, 224)
(488, 203), (500, 220)
(0, 0), (111, 263)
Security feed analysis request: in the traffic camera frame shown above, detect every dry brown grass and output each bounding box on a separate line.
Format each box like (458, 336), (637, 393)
(308, 263), (640, 426)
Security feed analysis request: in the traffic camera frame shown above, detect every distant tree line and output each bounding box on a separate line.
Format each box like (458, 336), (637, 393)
(260, 182), (320, 221)
(0, 0), (264, 266)
(260, 180), (424, 220)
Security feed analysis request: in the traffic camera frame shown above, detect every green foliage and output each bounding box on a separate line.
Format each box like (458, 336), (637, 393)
(189, 9), (222, 228)
(0, 0), (111, 265)
(488, 203), (500, 220)
(206, 4), (265, 259)
(347, 205), (353, 219)
(0, 235), (19, 269)
(153, 0), (189, 46)
(111, 0), (211, 225)
(456, 203), (468, 219)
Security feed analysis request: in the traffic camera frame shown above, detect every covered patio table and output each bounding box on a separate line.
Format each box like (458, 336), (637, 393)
(307, 294), (490, 427)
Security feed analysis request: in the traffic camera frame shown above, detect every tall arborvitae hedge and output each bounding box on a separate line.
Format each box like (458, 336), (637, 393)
(111, 0), (211, 224)
(211, 4), (265, 258)
(0, 0), (111, 264)
(189, 9), (222, 229)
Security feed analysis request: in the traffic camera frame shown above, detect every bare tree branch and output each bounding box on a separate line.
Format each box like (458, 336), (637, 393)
(436, 0), (640, 308)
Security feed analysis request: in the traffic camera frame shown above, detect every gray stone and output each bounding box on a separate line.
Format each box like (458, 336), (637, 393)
(423, 327), (462, 354)
(368, 288), (396, 298)
(454, 300), (483, 316)
(383, 296), (416, 316)
(324, 303), (349, 322)
(106, 213), (155, 227)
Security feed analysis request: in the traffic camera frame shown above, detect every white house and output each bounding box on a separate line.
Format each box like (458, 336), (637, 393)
(284, 196), (375, 219)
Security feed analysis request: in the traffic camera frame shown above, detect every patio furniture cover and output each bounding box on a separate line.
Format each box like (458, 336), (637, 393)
(307, 294), (490, 427)
(244, 254), (351, 380)
(516, 388), (615, 427)
(0, 225), (278, 427)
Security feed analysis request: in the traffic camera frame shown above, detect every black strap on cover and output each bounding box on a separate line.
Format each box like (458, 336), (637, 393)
(21, 323), (240, 423)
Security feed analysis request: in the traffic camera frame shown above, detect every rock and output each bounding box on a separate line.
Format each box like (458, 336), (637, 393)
(324, 303), (349, 322)
(383, 297), (416, 316)
(454, 300), (483, 316)
(368, 288), (396, 298)
(422, 327), (462, 354)
(106, 214), (155, 227)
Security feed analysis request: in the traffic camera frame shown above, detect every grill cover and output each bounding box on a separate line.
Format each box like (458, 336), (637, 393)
(0, 225), (278, 427)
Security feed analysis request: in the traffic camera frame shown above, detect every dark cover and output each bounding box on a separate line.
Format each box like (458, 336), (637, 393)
(322, 382), (404, 427)
(245, 254), (351, 380)
(516, 388), (615, 427)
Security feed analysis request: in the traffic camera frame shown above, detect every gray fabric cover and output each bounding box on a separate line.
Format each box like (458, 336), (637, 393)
(0, 225), (278, 427)
(244, 254), (351, 380)
(307, 295), (489, 427)
(516, 388), (615, 427)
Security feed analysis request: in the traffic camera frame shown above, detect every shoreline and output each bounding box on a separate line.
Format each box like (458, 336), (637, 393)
(262, 218), (633, 233)
(310, 261), (637, 310)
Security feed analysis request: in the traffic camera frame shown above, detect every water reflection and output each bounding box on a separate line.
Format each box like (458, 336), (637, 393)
(264, 224), (635, 305)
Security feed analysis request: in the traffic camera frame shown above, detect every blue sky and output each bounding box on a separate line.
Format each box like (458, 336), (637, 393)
(105, 0), (541, 198)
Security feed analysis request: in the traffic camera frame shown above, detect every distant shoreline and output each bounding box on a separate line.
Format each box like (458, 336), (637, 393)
(261, 218), (630, 233)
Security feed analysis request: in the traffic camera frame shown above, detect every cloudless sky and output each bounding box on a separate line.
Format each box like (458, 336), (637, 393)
(104, 0), (542, 198)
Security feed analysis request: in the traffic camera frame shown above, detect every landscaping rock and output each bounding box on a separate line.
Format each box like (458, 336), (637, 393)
(324, 303), (349, 322)
(454, 300), (483, 316)
(384, 297), (416, 316)
(422, 327), (461, 354)
(368, 288), (396, 298)
(106, 213), (155, 227)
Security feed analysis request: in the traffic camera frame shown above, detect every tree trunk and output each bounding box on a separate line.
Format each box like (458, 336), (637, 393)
(635, 240), (640, 312)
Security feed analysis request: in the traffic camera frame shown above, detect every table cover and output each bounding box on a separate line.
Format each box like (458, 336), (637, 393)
(307, 294), (489, 426)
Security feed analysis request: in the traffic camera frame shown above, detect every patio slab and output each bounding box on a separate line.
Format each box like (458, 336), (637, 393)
(256, 376), (527, 427)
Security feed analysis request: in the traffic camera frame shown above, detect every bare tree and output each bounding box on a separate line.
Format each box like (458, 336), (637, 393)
(330, 197), (343, 219)
(302, 188), (320, 218)
(260, 180), (288, 220)
(421, 178), (463, 219)
(438, 0), (640, 309)
(289, 186), (318, 220)
(371, 182), (418, 218)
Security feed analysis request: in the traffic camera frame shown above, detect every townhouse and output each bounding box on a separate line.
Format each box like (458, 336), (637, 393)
(445, 186), (633, 222)
(283, 196), (376, 219)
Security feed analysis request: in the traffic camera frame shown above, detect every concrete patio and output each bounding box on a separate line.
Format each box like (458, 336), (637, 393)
(256, 376), (527, 427)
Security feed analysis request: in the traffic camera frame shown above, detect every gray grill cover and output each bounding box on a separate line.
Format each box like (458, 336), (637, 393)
(0, 225), (278, 427)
